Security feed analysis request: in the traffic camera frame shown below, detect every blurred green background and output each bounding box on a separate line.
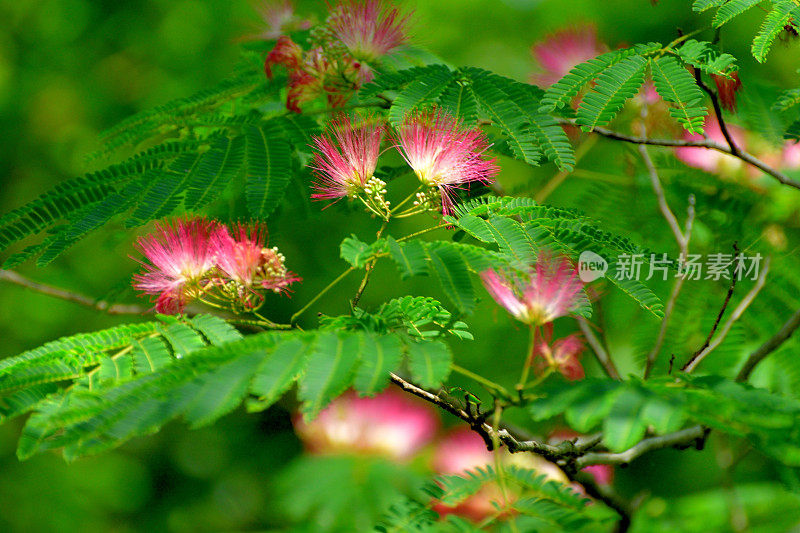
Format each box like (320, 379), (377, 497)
(1, 0), (800, 531)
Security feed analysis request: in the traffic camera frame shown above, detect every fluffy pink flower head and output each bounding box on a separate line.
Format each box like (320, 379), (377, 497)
(310, 114), (384, 201)
(395, 109), (499, 214)
(480, 253), (584, 326)
(535, 324), (585, 380)
(252, 0), (312, 41)
(211, 224), (300, 301)
(674, 115), (747, 174)
(530, 24), (607, 87)
(132, 218), (220, 314)
(327, 0), (410, 62)
(294, 389), (439, 460)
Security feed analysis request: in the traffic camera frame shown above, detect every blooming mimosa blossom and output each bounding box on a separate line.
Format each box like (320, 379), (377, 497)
(530, 25), (607, 87)
(480, 253), (584, 326)
(211, 224), (300, 306)
(132, 218), (220, 314)
(534, 325), (585, 380)
(394, 109), (499, 214)
(294, 389), (439, 460)
(328, 0), (409, 62)
(674, 115), (747, 174)
(310, 114), (384, 202)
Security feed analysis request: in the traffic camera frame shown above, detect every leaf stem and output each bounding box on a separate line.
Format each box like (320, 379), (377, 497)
(290, 267), (356, 323)
(516, 324), (538, 394)
(451, 364), (512, 400)
(396, 223), (449, 242)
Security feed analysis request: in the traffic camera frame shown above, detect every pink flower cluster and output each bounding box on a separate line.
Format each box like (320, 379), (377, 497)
(132, 218), (300, 314)
(294, 390), (613, 523)
(480, 253), (586, 380)
(264, 0), (409, 112)
(309, 110), (499, 216)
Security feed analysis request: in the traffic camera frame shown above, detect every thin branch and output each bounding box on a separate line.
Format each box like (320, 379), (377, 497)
(683, 257), (771, 373)
(687, 248), (740, 362)
(576, 317), (621, 380)
(736, 308), (800, 382)
(575, 425), (707, 468)
(0, 270), (146, 315)
(644, 195), (694, 378)
(389, 372), (719, 532)
(639, 124), (696, 379)
(638, 141), (686, 247)
(695, 70), (740, 156)
(557, 120), (800, 191)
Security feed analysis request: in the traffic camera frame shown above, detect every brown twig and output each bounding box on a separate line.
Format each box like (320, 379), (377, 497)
(557, 120), (800, 191)
(0, 270), (146, 315)
(694, 70), (740, 156)
(388, 372), (716, 532)
(575, 425), (707, 468)
(736, 308), (800, 382)
(576, 317), (621, 380)
(683, 257), (771, 373)
(639, 118), (696, 378)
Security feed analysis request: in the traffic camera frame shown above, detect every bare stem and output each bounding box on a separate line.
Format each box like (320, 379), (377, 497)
(683, 257), (771, 373)
(577, 317), (621, 380)
(736, 308), (800, 382)
(451, 364), (512, 400)
(290, 267), (355, 323)
(0, 270), (147, 315)
(516, 324), (538, 394)
(576, 425), (707, 468)
(557, 120), (800, 191)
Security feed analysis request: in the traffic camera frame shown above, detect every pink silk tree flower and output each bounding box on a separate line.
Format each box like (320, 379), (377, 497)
(211, 224), (300, 302)
(310, 114), (385, 201)
(294, 389), (439, 460)
(132, 218), (220, 314)
(534, 325), (585, 380)
(530, 25), (607, 87)
(394, 109), (499, 214)
(480, 254), (584, 326)
(327, 0), (410, 62)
